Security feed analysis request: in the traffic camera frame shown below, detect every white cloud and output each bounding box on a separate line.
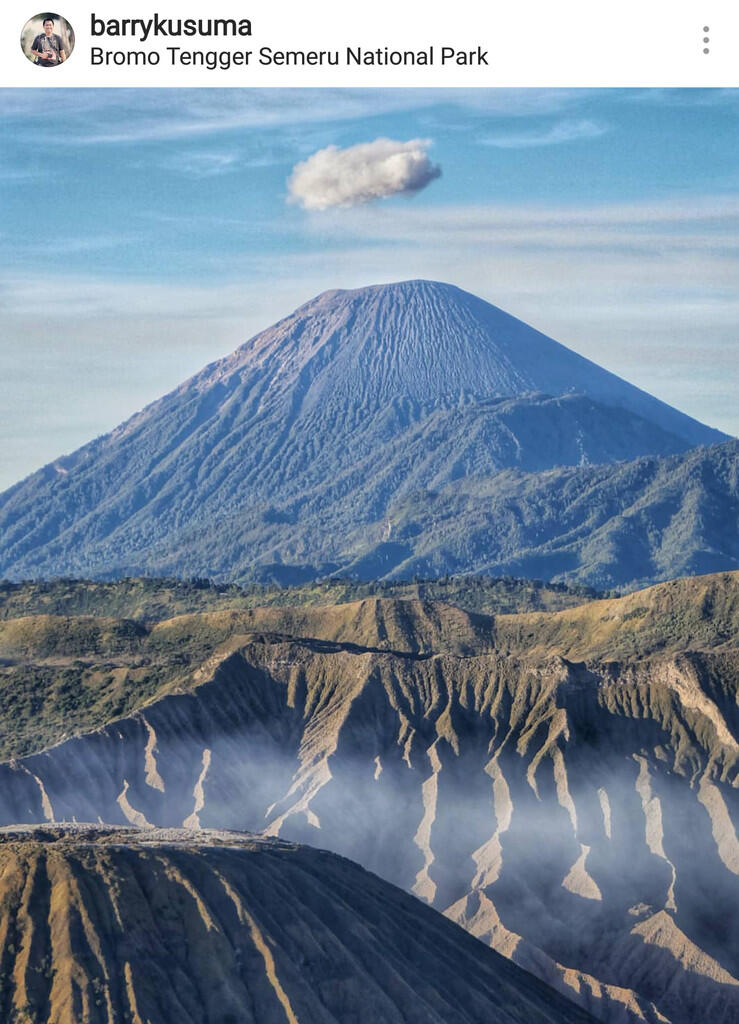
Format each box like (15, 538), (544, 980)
(0, 89), (599, 144)
(482, 119), (608, 149)
(287, 138), (441, 211)
(2, 89), (738, 147)
(162, 151), (240, 177)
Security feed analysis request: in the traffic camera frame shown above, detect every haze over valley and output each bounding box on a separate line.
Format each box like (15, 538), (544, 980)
(0, 573), (737, 1024)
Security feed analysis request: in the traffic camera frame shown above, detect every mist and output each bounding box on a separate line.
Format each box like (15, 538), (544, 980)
(1, 642), (736, 1024)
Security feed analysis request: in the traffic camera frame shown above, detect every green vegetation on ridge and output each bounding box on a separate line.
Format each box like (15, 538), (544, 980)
(0, 572), (736, 762)
(0, 574), (599, 622)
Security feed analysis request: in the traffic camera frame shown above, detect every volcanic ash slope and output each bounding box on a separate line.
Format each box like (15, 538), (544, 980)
(0, 825), (599, 1024)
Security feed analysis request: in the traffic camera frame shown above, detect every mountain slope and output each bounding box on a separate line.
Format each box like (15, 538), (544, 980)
(1, 573), (737, 1024)
(0, 825), (599, 1024)
(370, 439), (739, 589)
(0, 281), (729, 583)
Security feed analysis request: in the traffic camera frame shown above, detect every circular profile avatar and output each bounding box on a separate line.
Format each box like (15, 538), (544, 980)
(21, 12), (75, 67)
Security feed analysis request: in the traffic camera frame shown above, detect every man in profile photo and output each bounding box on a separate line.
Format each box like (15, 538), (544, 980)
(30, 16), (66, 67)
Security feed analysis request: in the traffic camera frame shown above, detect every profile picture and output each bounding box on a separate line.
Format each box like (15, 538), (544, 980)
(20, 12), (74, 67)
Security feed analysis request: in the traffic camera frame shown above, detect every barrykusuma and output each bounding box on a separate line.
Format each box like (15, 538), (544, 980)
(90, 14), (252, 43)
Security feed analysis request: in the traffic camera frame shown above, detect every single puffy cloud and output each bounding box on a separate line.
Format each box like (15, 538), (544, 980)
(287, 138), (441, 210)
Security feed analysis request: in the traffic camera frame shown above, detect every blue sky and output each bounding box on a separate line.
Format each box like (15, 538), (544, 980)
(1, 88), (737, 488)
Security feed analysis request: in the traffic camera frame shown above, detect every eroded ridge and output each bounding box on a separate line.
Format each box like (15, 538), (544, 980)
(0, 574), (737, 1024)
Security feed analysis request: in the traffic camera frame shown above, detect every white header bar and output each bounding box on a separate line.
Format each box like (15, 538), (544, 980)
(3, 0), (738, 88)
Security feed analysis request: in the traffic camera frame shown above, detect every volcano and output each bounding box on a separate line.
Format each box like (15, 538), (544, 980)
(0, 280), (733, 585)
(0, 825), (599, 1024)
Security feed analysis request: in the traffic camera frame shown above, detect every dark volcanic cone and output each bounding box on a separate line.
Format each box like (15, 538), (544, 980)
(0, 824), (598, 1024)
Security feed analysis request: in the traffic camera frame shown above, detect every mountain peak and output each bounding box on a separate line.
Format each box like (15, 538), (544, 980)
(309, 278), (473, 302)
(214, 280), (725, 446)
(0, 280), (731, 583)
(293, 278), (509, 331)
